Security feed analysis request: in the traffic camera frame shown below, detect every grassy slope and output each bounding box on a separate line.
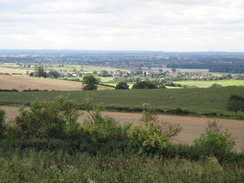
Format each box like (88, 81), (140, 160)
(1, 87), (244, 114)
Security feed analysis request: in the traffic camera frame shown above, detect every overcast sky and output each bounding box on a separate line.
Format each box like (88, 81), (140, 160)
(0, 0), (244, 51)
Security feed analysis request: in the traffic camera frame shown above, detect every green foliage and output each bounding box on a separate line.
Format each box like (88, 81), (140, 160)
(132, 80), (158, 89)
(194, 121), (235, 154)
(141, 103), (158, 123)
(9, 95), (82, 139)
(82, 74), (99, 90)
(0, 147), (243, 183)
(209, 83), (223, 88)
(128, 104), (182, 152)
(227, 94), (244, 113)
(34, 66), (47, 77)
(0, 109), (6, 139)
(115, 81), (129, 89)
(81, 97), (130, 143)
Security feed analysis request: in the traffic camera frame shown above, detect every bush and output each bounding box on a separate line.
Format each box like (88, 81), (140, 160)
(83, 84), (98, 90)
(81, 98), (130, 143)
(128, 104), (181, 153)
(227, 94), (244, 113)
(132, 80), (158, 89)
(0, 109), (6, 139)
(193, 121), (235, 154)
(115, 81), (129, 89)
(8, 95), (82, 139)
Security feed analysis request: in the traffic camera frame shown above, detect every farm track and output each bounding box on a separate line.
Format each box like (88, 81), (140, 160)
(1, 106), (244, 152)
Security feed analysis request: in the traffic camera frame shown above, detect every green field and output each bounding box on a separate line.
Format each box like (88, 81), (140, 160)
(1, 87), (244, 116)
(176, 80), (244, 87)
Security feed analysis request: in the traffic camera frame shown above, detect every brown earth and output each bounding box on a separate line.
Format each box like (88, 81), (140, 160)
(0, 67), (30, 74)
(1, 106), (243, 152)
(0, 75), (105, 91)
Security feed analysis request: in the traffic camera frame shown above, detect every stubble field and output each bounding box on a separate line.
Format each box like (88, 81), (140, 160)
(0, 75), (104, 91)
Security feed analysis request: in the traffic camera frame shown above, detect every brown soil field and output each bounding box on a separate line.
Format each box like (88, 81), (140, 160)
(0, 75), (105, 91)
(0, 67), (31, 74)
(1, 106), (244, 152)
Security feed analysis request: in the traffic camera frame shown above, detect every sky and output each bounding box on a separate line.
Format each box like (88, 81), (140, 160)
(0, 0), (244, 51)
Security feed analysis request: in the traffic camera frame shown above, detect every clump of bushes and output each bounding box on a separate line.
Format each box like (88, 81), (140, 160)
(0, 109), (6, 139)
(127, 103), (182, 153)
(0, 96), (240, 161)
(8, 95), (82, 139)
(0, 89), (18, 92)
(193, 120), (235, 155)
(81, 97), (130, 143)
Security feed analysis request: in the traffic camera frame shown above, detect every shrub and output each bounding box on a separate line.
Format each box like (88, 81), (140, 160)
(81, 97), (130, 143)
(9, 95), (82, 139)
(128, 104), (182, 152)
(193, 121), (235, 154)
(115, 81), (129, 89)
(227, 94), (244, 113)
(132, 80), (158, 89)
(0, 109), (6, 139)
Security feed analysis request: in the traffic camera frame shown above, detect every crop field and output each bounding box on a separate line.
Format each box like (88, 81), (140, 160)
(0, 67), (31, 74)
(176, 80), (244, 87)
(0, 86), (244, 115)
(0, 75), (86, 91)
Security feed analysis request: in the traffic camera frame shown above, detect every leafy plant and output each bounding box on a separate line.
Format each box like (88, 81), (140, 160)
(128, 103), (182, 152)
(82, 74), (99, 90)
(227, 94), (244, 113)
(0, 109), (6, 139)
(194, 120), (235, 153)
(115, 81), (129, 89)
(9, 95), (82, 139)
(81, 97), (130, 143)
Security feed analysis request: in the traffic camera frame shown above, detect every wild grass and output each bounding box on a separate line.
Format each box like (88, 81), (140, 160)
(0, 141), (243, 183)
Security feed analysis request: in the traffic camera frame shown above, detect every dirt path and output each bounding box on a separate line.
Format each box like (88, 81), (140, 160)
(1, 106), (244, 152)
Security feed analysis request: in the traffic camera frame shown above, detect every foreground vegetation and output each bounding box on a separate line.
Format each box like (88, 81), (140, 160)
(1, 86), (244, 119)
(0, 147), (243, 182)
(0, 96), (243, 182)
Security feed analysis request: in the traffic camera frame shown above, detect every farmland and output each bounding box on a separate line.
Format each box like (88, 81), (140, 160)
(0, 75), (106, 91)
(1, 86), (244, 115)
(176, 80), (244, 87)
(1, 50), (244, 182)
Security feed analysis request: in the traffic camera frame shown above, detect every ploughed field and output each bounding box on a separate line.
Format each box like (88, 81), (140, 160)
(0, 75), (101, 91)
(2, 106), (244, 152)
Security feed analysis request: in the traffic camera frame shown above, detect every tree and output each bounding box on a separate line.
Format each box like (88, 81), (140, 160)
(82, 74), (99, 90)
(115, 81), (129, 89)
(227, 94), (244, 113)
(34, 66), (47, 77)
(47, 70), (60, 78)
(132, 80), (158, 89)
(171, 68), (177, 73)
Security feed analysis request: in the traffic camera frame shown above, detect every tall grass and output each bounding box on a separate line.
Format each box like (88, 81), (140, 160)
(0, 144), (243, 183)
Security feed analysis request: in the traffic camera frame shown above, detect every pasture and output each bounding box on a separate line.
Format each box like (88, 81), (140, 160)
(176, 80), (244, 87)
